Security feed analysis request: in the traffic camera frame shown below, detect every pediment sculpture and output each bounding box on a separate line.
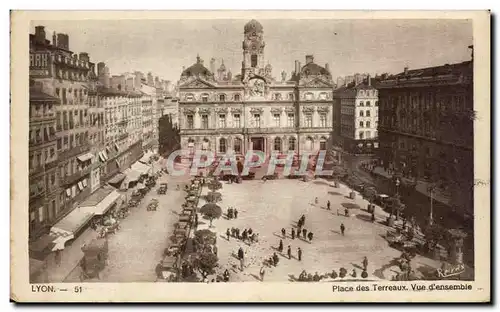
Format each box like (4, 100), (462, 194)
(270, 107), (284, 114)
(302, 106), (315, 113)
(198, 107), (212, 115)
(231, 107), (242, 114)
(183, 108), (196, 115)
(317, 106), (330, 113)
(250, 107), (264, 114)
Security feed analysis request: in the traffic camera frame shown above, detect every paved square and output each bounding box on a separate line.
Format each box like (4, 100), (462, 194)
(197, 178), (442, 282)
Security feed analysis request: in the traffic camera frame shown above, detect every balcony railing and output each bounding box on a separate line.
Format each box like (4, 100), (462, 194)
(58, 144), (90, 160)
(59, 166), (92, 187)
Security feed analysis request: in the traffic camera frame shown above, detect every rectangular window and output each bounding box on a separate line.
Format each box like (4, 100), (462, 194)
(38, 206), (45, 223)
(62, 88), (67, 104)
(304, 114), (312, 128)
(186, 115), (194, 129)
(254, 114), (261, 128)
(273, 114), (280, 127)
(251, 55), (258, 68)
(218, 114), (226, 128)
(319, 114), (327, 127)
(201, 114), (209, 129)
(287, 113), (295, 127)
(233, 114), (241, 128)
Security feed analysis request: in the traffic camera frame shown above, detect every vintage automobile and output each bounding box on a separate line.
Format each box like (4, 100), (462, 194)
(147, 198), (159, 211)
(157, 183), (168, 195)
(156, 256), (178, 282)
(164, 244), (181, 257)
(79, 238), (108, 281)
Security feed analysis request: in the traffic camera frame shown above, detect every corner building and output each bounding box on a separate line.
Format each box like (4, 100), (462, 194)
(178, 20), (334, 159)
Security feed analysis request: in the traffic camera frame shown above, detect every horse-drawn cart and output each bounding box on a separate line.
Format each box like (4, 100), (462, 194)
(79, 238), (108, 281)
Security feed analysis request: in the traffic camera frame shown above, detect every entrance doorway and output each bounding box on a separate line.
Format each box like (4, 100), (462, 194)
(251, 137), (265, 152)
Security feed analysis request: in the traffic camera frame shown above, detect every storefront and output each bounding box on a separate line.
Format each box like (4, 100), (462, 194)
(122, 168), (142, 189)
(131, 161), (151, 176)
(78, 186), (123, 216)
(49, 206), (95, 251)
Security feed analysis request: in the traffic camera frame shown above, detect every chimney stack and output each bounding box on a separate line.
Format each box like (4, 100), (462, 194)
(97, 62), (106, 76)
(404, 66), (409, 75)
(79, 52), (89, 62)
(325, 63), (330, 72)
(52, 31), (57, 46)
(34, 26), (46, 43)
(210, 58), (216, 74)
(367, 74), (371, 86)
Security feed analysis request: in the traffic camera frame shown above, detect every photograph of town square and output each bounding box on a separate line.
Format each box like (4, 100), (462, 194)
(28, 18), (474, 283)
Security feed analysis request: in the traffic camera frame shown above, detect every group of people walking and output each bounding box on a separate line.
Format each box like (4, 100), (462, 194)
(227, 207), (238, 219)
(227, 227), (259, 243)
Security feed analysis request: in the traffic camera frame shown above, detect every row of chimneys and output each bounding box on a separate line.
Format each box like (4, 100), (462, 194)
(294, 55), (330, 74)
(34, 26), (69, 51)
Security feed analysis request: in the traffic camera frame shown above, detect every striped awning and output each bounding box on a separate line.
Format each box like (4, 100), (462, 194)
(77, 153), (94, 162)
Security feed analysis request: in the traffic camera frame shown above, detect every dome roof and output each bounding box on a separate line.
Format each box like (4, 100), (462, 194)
(181, 56), (212, 78)
(301, 62), (329, 76)
(244, 19), (264, 33)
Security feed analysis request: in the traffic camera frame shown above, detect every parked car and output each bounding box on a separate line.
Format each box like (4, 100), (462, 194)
(157, 183), (168, 195)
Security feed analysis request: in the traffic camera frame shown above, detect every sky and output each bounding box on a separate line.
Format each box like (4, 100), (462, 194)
(31, 19), (473, 83)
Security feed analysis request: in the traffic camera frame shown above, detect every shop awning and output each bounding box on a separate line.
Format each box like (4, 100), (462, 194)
(108, 173), (126, 185)
(29, 233), (56, 255)
(131, 161), (151, 175)
(77, 153), (94, 162)
(50, 207), (94, 250)
(123, 168), (141, 183)
(80, 188), (123, 215)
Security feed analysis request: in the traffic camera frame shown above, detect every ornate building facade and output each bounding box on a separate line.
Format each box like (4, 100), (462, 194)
(178, 20), (334, 159)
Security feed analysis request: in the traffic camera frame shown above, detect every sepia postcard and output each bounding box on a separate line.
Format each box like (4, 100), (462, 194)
(10, 10), (490, 302)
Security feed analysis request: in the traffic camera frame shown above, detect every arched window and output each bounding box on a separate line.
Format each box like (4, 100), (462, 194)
(366, 110), (371, 117)
(366, 121), (371, 128)
(305, 92), (314, 101)
(366, 131), (371, 139)
(288, 93), (294, 101)
(234, 94), (240, 102)
(319, 137), (327, 150)
(359, 121), (364, 128)
(219, 138), (227, 153)
(251, 55), (258, 67)
(185, 93), (195, 102)
(375, 100), (379, 106)
(319, 92), (328, 100)
(359, 110), (364, 117)
(274, 137), (282, 151)
(187, 138), (195, 148)
(305, 136), (314, 151)
(359, 131), (364, 140)
(219, 94), (226, 102)
(288, 137), (296, 151)
(234, 138), (242, 153)
(366, 101), (371, 106)
(359, 101), (364, 107)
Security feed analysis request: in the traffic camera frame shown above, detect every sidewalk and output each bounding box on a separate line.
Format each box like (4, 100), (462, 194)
(45, 226), (98, 282)
(371, 166), (451, 206)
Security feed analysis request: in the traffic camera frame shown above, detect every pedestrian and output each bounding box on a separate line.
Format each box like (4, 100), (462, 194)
(259, 266), (266, 281)
(301, 214), (306, 224)
(308, 232), (313, 241)
(297, 247), (302, 261)
(242, 229), (248, 241)
(340, 223), (345, 236)
(345, 208), (349, 217)
(362, 256), (368, 271)
(314, 197), (319, 205)
(273, 252), (279, 266)
(234, 209), (238, 219)
(371, 212), (376, 223)
(291, 228), (295, 239)
(302, 228), (307, 238)
(223, 269), (230, 282)
(278, 239), (283, 252)
(226, 228), (230, 240)
(238, 247), (244, 260)
(236, 228), (240, 239)
(297, 227), (301, 238)
(281, 228), (286, 238)
(287, 245), (292, 259)
(351, 269), (357, 278)
(327, 200), (331, 210)
(248, 228), (253, 236)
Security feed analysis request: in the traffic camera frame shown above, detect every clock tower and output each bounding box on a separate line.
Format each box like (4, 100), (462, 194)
(242, 19), (265, 82)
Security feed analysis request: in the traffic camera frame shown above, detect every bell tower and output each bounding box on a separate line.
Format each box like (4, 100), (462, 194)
(242, 19), (265, 82)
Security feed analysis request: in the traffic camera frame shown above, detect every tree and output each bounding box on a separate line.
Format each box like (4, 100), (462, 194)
(194, 229), (217, 247)
(208, 180), (222, 192)
(193, 251), (218, 280)
(199, 203), (222, 227)
(206, 191), (222, 203)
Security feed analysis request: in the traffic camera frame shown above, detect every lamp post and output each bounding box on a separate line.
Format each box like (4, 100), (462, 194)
(428, 185), (434, 227)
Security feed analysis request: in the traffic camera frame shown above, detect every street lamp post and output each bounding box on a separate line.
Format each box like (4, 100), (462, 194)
(428, 186), (434, 226)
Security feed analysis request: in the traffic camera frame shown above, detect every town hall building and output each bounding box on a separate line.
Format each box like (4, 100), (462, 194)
(178, 19), (335, 159)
